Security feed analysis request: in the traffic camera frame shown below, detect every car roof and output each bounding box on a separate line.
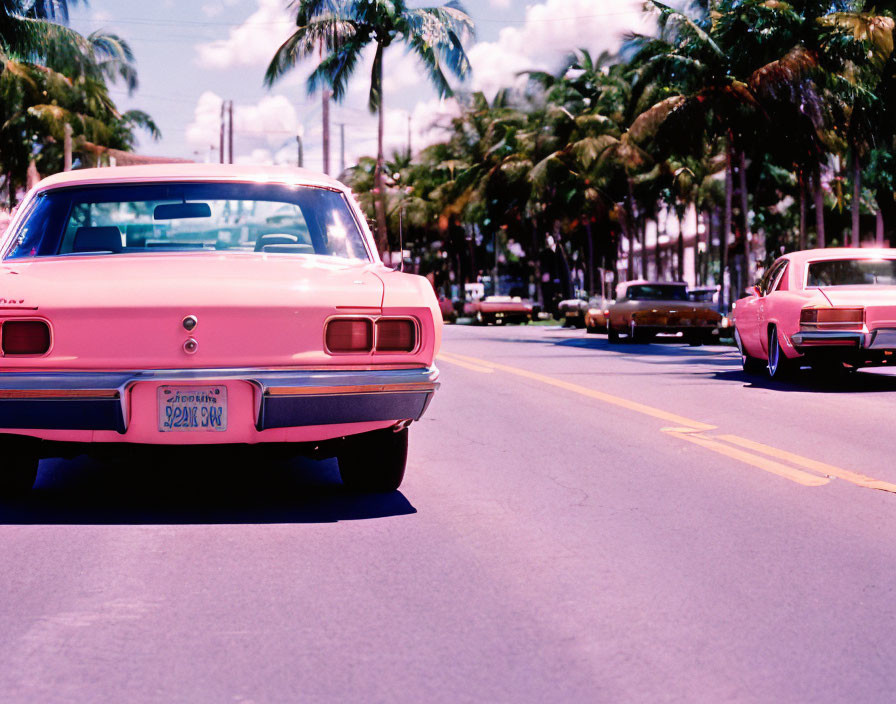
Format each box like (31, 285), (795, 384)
(781, 247), (896, 265)
(32, 163), (345, 193)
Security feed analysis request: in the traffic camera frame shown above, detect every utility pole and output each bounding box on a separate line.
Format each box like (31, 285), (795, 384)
(407, 114), (412, 159)
(227, 100), (234, 164)
(339, 122), (345, 174)
(219, 101), (225, 164)
(296, 130), (304, 168)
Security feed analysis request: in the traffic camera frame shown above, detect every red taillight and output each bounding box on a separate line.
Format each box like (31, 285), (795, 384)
(326, 318), (373, 353)
(2, 320), (50, 355)
(800, 307), (864, 328)
(375, 319), (416, 352)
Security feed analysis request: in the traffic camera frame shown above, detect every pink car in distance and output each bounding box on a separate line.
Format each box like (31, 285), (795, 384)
(732, 247), (896, 378)
(0, 164), (441, 493)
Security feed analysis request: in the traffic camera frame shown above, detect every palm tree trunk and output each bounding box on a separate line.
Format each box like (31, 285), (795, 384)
(585, 220), (594, 294)
(738, 151), (752, 286)
(621, 207), (634, 281)
(655, 218), (662, 280)
(877, 209), (884, 246)
(530, 222), (542, 306)
(6, 172), (16, 209)
(695, 210), (704, 286)
(373, 55), (389, 258)
(640, 216), (648, 280)
(798, 170), (807, 250)
(624, 185), (637, 281)
(677, 211), (684, 281)
(814, 170), (825, 249)
(722, 143), (733, 312)
(703, 209), (713, 287)
(852, 150), (861, 248)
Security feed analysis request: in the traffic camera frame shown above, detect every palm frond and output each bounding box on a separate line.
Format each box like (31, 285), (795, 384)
(264, 17), (357, 86)
(306, 37), (365, 100)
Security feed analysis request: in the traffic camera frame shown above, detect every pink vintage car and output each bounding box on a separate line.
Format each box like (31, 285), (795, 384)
(0, 164), (441, 493)
(732, 247), (896, 377)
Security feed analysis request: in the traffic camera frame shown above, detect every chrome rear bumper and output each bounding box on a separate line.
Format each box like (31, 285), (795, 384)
(0, 366), (439, 433)
(791, 328), (896, 350)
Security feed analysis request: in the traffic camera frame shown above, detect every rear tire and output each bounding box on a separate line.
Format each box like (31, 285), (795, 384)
(337, 428), (408, 492)
(607, 321), (620, 343)
(767, 325), (797, 379)
(629, 320), (651, 344)
(0, 436), (38, 496)
(734, 328), (766, 373)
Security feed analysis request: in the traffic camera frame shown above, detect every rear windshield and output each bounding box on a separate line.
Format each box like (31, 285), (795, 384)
(626, 284), (688, 301)
(5, 182), (370, 261)
(807, 258), (896, 287)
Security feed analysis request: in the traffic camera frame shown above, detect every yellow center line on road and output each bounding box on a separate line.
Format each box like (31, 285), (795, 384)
(440, 349), (893, 494)
(717, 434), (896, 494)
(662, 429), (831, 487)
(437, 352), (494, 374)
(441, 350), (717, 431)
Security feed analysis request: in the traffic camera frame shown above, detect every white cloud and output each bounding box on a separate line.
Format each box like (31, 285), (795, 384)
(202, 0), (240, 17)
(195, 0), (293, 69)
(469, 0), (649, 97)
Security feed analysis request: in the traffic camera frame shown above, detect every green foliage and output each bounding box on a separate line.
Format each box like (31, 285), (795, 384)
(342, 0), (896, 290)
(1, 0), (159, 205)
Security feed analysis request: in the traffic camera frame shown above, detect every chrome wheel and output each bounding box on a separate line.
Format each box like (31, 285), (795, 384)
(766, 325), (794, 379)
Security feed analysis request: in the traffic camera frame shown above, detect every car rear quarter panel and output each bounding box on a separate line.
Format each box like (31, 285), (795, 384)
(375, 267), (442, 363)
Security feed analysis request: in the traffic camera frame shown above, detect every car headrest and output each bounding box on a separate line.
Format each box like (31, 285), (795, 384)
(73, 226), (123, 253)
(255, 233), (299, 251)
(124, 223), (153, 248)
(259, 244), (316, 254)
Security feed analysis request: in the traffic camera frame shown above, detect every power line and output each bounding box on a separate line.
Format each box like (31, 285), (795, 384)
(75, 7), (644, 30)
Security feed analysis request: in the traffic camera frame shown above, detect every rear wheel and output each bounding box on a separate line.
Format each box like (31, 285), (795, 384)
(0, 436), (39, 496)
(607, 321), (620, 343)
(629, 320), (652, 343)
(734, 328), (764, 373)
(767, 325), (797, 379)
(337, 428), (408, 492)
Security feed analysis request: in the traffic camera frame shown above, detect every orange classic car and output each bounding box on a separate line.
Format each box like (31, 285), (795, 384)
(606, 281), (722, 345)
(464, 296), (534, 325)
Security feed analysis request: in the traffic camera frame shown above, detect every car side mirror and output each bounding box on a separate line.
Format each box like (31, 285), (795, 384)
(747, 285), (761, 297)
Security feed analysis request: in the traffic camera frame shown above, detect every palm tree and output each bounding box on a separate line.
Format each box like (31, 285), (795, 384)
(265, 0), (474, 256)
(1, 1), (158, 204)
(1, 0), (83, 59)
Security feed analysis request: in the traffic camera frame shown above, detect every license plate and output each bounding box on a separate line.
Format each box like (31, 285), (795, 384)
(158, 385), (227, 432)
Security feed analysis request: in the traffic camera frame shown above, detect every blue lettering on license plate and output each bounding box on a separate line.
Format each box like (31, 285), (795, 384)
(158, 386), (228, 432)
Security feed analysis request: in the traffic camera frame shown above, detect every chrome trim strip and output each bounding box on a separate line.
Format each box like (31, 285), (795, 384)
(0, 365), (439, 433)
(0, 389), (119, 399)
(791, 331), (864, 347)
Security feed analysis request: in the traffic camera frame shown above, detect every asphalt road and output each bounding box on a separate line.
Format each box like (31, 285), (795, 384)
(3, 324), (896, 703)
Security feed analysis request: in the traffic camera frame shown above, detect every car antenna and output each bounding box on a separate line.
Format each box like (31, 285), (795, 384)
(398, 205), (405, 272)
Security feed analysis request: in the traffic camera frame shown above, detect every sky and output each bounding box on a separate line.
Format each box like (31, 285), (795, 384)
(68, 0), (655, 173)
